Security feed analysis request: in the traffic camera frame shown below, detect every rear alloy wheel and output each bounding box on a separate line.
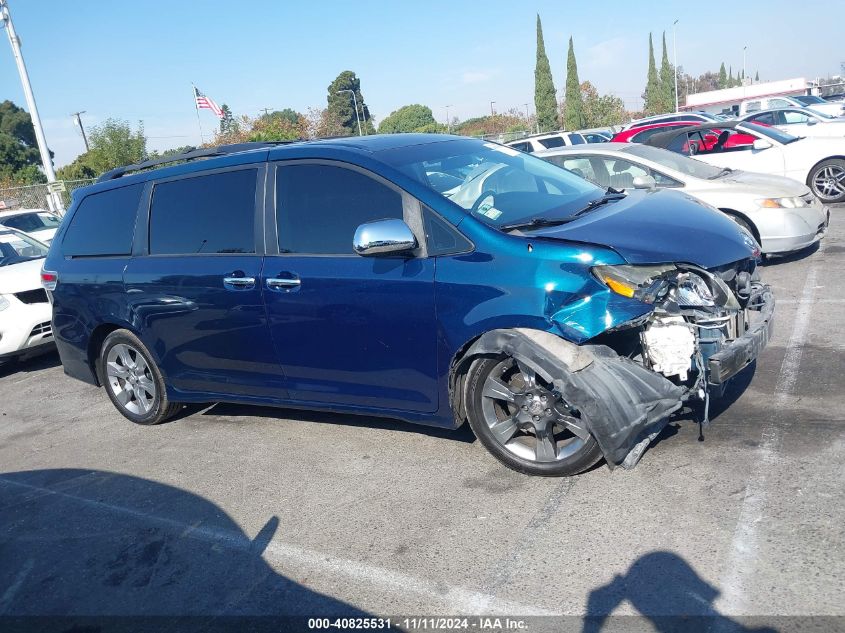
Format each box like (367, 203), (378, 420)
(809, 158), (845, 204)
(98, 329), (180, 425)
(465, 356), (602, 476)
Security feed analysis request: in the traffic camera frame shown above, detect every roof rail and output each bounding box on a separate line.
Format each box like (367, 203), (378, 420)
(96, 140), (300, 183)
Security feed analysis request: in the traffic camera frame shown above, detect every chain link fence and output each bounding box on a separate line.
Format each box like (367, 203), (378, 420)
(0, 178), (96, 216)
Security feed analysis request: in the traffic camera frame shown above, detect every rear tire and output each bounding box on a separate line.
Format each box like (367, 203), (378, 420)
(465, 356), (603, 476)
(808, 158), (845, 204)
(98, 329), (180, 425)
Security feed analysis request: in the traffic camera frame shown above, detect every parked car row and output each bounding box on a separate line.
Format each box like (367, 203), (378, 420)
(37, 134), (773, 476)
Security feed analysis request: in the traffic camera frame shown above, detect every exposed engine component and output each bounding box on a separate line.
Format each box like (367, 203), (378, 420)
(642, 316), (696, 380)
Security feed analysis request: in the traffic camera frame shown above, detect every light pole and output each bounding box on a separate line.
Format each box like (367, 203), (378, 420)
(742, 46), (747, 84)
(445, 105), (452, 133)
(1, 0), (63, 211)
(337, 89), (362, 136)
(490, 101), (496, 134)
(71, 111), (89, 152)
(672, 19), (679, 112)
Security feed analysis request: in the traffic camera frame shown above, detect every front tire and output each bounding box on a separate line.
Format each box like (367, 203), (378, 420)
(809, 158), (845, 204)
(98, 329), (180, 425)
(465, 356), (603, 476)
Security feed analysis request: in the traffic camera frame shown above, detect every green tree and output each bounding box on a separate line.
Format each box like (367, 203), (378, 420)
(659, 32), (676, 112)
(563, 36), (585, 130)
(580, 82), (626, 127)
(755, 70), (759, 82)
(718, 62), (727, 89)
(643, 33), (661, 115)
(378, 104), (437, 133)
(0, 100), (49, 184)
(219, 104), (237, 134)
(56, 118), (146, 179)
(326, 71), (374, 136)
(534, 15), (558, 133)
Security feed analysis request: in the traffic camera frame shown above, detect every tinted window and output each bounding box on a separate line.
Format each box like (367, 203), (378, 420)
(149, 169), (257, 255)
(568, 134), (586, 145)
(508, 142), (531, 152)
(423, 207), (472, 256)
(2, 212), (61, 233)
(62, 184), (143, 257)
(276, 164), (403, 255)
(538, 137), (565, 149)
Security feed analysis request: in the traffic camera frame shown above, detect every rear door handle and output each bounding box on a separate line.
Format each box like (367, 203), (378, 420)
(266, 277), (301, 290)
(223, 276), (256, 290)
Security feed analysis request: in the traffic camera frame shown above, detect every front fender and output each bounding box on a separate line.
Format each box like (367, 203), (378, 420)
(452, 328), (684, 469)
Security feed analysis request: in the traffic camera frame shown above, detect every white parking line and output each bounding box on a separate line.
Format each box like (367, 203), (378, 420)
(717, 251), (823, 615)
(0, 476), (554, 616)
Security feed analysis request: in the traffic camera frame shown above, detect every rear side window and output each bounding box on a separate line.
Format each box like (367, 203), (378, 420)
(567, 134), (586, 145)
(149, 169), (257, 255)
(62, 184), (143, 257)
(538, 137), (565, 149)
(276, 164), (403, 255)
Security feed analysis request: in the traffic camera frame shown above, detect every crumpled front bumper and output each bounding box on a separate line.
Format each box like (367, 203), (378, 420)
(707, 284), (775, 385)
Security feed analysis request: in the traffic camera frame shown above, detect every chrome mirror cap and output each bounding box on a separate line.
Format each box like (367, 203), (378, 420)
(353, 218), (417, 256)
(632, 175), (656, 190)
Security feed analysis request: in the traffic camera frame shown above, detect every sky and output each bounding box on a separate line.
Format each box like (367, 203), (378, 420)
(2, 0), (842, 168)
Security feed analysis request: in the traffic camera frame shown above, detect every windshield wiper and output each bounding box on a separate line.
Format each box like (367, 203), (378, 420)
(499, 192), (626, 232)
(708, 167), (734, 179)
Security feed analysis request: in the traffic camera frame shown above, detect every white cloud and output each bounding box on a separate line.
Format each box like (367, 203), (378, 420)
(583, 37), (631, 70)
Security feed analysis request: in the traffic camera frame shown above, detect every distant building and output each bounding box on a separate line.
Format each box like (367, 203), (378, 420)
(682, 77), (818, 115)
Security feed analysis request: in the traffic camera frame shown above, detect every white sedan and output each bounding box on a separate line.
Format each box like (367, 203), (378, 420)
(644, 121), (845, 204)
(0, 208), (62, 244)
(536, 142), (828, 255)
(0, 228), (54, 364)
(738, 108), (845, 138)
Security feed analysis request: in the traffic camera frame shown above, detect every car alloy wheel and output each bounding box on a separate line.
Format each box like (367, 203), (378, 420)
(811, 159), (845, 203)
(105, 343), (156, 415)
(465, 355), (602, 476)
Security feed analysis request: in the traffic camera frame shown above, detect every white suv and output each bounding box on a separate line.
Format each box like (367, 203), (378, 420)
(506, 132), (586, 153)
(739, 95), (845, 118)
(0, 228), (54, 364)
(0, 209), (62, 244)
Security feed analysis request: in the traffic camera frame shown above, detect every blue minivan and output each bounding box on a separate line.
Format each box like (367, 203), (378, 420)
(43, 135), (773, 476)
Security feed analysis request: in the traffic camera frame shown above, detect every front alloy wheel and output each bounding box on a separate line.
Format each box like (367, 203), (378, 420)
(465, 356), (602, 476)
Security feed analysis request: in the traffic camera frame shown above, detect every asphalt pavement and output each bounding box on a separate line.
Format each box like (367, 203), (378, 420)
(1, 208), (843, 632)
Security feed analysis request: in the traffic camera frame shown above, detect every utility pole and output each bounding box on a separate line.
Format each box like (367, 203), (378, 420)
(444, 105), (452, 133)
(259, 107), (272, 117)
(523, 103), (530, 130)
(672, 19), (679, 112)
(1, 0), (63, 211)
(337, 89), (362, 136)
(71, 111), (89, 152)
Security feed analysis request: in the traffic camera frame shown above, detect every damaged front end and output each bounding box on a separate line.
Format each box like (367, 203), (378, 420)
(454, 258), (774, 471)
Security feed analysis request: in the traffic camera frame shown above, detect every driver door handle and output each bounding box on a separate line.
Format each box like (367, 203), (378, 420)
(223, 276), (256, 290)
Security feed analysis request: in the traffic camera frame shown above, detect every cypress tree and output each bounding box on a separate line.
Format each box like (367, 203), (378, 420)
(644, 33), (661, 115)
(718, 62), (727, 89)
(534, 15), (558, 133)
(563, 36), (585, 131)
(728, 66), (734, 87)
(659, 31), (675, 112)
(755, 70), (759, 82)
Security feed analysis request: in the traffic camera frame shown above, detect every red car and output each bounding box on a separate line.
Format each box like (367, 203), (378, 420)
(612, 121), (756, 152)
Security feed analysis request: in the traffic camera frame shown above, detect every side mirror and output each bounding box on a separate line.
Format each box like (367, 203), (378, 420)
(806, 119), (818, 126)
(632, 175), (656, 190)
(353, 218), (417, 256)
(752, 139), (772, 151)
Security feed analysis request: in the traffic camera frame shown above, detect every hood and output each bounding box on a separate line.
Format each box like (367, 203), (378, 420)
(0, 258), (44, 294)
(714, 169), (810, 197)
(527, 189), (755, 269)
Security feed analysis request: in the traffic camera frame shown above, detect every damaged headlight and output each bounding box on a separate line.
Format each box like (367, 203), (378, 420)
(593, 264), (739, 309)
(592, 264), (675, 303)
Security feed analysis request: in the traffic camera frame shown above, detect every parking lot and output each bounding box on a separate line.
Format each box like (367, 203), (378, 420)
(1, 209), (843, 629)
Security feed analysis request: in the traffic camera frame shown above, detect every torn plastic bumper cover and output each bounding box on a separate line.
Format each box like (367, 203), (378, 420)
(457, 329), (685, 469)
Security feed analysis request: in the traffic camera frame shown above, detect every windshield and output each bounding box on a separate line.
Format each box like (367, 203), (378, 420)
(621, 144), (723, 179)
(383, 139), (603, 229)
(739, 121), (801, 144)
(795, 95), (825, 105)
(0, 229), (49, 267)
(0, 211), (61, 233)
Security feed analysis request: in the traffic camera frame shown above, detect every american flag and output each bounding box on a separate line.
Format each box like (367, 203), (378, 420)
(194, 86), (224, 119)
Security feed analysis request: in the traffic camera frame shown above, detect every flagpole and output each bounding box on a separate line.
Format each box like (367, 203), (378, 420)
(192, 83), (205, 145)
